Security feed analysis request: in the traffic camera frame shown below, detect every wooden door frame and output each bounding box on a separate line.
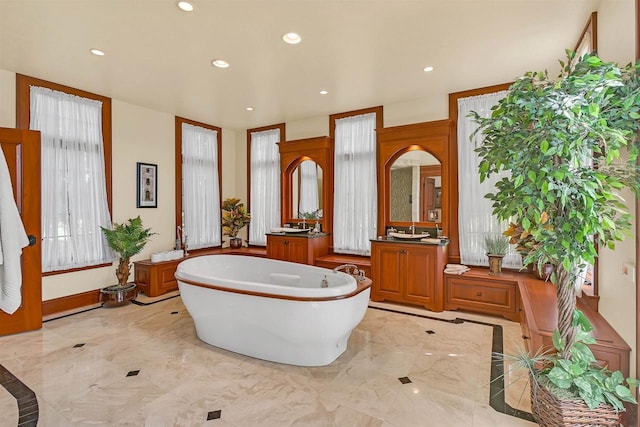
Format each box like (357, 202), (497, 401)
(0, 128), (42, 335)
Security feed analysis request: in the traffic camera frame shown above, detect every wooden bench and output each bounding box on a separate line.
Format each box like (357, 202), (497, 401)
(519, 279), (630, 377)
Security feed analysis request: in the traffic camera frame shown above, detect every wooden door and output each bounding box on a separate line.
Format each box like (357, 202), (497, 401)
(266, 235), (288, 261)
(420, 174), (435, 222)
(404, 245), (437, 310)
(0, 128), (42, 335)
(287, 238), (308, 264)
(371, 242), (403, 301)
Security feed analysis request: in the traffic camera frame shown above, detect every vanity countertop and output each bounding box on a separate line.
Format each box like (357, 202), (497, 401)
(267, 232), (329, 239)
(370, 236), (449, 246)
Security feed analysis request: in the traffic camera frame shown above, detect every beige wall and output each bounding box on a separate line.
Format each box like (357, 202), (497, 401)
(592, 0), (637, 377)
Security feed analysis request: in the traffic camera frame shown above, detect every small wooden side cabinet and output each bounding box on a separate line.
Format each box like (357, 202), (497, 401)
(134, 258), (182, 297)
(444, 268), (520, 321)
(266, 233), (329, 265)
(519, 279), (631, 377)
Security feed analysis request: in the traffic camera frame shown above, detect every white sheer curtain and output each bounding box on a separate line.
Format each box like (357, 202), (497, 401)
(333, 112), (377, 255)
(182, 123), (221, 249)
(249, 129), (281, 246)
(457, 91), (521, 268)
(298, 160), (319, 215)
(30, 86), (113, 272)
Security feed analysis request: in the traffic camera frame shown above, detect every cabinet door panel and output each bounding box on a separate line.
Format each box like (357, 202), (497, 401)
(373, 245), (402, 298)
(404, 247), (435, 307)
(287, 239), (308, 264)
(159, 265), (179, 292)
(267, 236), (288, 261)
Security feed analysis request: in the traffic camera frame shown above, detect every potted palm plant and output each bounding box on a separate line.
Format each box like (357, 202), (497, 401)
(100, 216), (155, 306)
(471, 52), (640, 425)
(222, 197), (251, 249)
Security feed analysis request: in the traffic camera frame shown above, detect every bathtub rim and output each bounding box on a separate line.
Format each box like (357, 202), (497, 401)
(176, 275), (372, 302)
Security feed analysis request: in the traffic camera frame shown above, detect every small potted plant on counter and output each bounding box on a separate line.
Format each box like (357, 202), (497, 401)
(100, 216), (155, 306)
(482, 233), (509, 275)
(222, 197), (251, 249)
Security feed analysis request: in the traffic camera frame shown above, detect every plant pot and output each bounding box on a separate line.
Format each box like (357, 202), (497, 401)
(531, 378), (621, 427)
(486, 253), (505, 276)
(229, 237), (243, 249)
(100, 283), (137, 307)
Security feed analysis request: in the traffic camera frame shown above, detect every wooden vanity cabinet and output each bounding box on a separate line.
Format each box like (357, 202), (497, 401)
(266, 233), (329, 265)
(370, 240), (447, 311)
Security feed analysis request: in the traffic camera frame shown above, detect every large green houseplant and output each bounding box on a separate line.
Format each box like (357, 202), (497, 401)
(100, 216), (155, 305)
(471, 52), (640, 421)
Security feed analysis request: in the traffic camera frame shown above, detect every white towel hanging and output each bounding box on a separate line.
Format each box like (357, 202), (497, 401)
(0, 148), (30, 314)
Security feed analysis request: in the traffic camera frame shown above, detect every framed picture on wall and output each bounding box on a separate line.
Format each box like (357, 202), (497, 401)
(434, 187), (442, 208)
(136, 162), (158, 208)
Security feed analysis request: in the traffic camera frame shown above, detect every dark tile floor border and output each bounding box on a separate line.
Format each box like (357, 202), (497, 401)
(0, 363), (38, 426)
(368, 305), (535, 422)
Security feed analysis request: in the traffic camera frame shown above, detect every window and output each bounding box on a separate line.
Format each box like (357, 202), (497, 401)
(455, 90), (522, 268)
(175, 117), (222, 250)
(573, 12), (597, 64)
(330, 106), (383, 256)
(247, 124), (284, 246)
(16, 75), (113, 274)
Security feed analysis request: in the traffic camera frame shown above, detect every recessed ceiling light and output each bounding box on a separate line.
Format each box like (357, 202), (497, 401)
(282, 32), (302, 44)
(423, 66), (434, 72)
(211, 59), (229, 68)
(245, 107), (254, 111)
(319, 90), (328, 95)
(177, 1), (194, 12)
(90, 49), (105, 56)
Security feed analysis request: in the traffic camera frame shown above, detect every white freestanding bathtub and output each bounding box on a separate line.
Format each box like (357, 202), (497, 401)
(175, 255), (371, 366)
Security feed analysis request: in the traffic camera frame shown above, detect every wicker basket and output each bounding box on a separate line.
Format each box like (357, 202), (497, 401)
(530, 380), (622, 426)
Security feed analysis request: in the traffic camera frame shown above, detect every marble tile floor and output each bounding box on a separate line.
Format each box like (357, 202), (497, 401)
(0, 297), (537, 426)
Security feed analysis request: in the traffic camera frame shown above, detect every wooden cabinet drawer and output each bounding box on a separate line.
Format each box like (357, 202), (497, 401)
(444, 275), (519, 321)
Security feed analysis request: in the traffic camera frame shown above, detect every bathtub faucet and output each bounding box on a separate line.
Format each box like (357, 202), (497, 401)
(333, 264), (366, 281)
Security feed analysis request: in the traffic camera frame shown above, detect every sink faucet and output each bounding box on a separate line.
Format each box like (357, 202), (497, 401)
(409, 222), (416, 234)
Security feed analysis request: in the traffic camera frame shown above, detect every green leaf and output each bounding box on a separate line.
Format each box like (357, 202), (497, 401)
(588, 103), (600, 117)
(552, 329), (564, 352)
(548, 366), (572, 389)
(540, 140), (549, 153)
(615, 385), (633, 399)
(514, 174), (524, 188)
(572, 310), (593, 331)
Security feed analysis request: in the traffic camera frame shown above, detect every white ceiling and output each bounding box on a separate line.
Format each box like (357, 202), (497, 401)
(0, 0), (602, 130)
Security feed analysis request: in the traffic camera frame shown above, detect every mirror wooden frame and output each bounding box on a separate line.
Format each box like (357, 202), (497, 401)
(278, 136), (334, 234)
(376, 120), (452, 235)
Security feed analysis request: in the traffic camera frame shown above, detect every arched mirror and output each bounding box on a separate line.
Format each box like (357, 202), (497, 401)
(291, 160), (324, 219)
(390, 150), (441, 223)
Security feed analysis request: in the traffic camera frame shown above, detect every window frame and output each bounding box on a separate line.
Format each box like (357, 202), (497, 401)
(246, 123), (285, 246)
(175, 116), (222, 252)
(16, 74), (113, 276)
